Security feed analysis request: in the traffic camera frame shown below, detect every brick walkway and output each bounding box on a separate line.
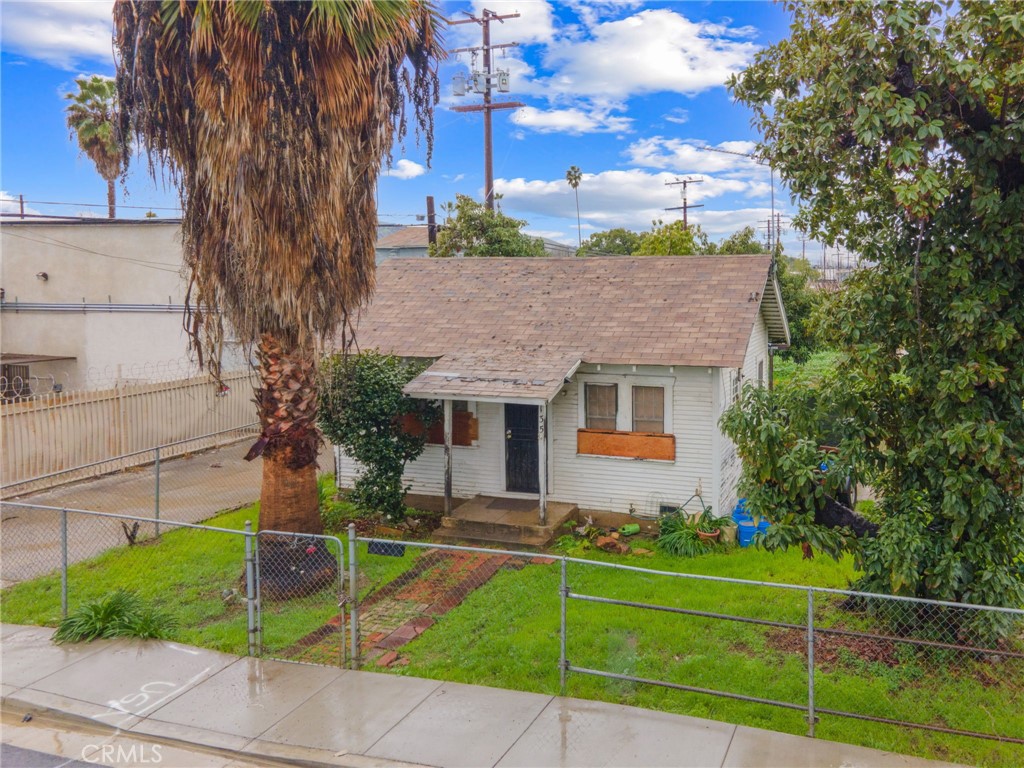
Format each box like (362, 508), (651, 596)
(286, 549), (555, 666)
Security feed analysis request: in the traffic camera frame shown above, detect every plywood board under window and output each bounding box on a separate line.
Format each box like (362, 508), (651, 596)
(577, 429), (674, 461)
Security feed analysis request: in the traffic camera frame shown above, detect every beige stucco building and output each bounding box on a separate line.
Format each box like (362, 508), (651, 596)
(0, 219), (244, 391)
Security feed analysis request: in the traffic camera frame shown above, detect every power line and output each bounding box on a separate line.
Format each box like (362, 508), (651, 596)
(0, 230), (181, 273)
(16, 198), (182, 212)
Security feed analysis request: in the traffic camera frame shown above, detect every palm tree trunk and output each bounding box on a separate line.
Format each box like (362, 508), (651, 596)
(107, 179), (116, 219)
(574, 188), (581, 248)
(250, 334), (323, 534)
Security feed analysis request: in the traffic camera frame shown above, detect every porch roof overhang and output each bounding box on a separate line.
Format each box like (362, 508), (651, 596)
(403, 349), (582, 405)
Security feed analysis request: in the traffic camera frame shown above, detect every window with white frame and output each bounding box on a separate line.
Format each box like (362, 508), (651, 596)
(632, 385), (665, 433)
(585, 383), (617, 430)
(580, 375), (672, 434)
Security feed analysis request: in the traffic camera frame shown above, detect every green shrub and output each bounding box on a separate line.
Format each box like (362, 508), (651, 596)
(53, 590), (177, 644)
(656, 513), (712, 558)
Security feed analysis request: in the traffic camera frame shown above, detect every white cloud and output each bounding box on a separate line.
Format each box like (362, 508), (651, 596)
(663, 109), (690, 125)
(453, 1), (556, 47)
(523, 228), (570, 242)
(384, 159), (426, 180)
(625, 137), (763, 175)
(495, 168), (772, 236)
(1, 1), (114, 69)
(537, 9), (758, 102)
(511, 105), (631, 135)
(563, 0), (644, 30)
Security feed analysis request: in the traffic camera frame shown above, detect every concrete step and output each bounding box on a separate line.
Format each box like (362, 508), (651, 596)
(434, 505), (578, 549)
(432, 525), (553, 550)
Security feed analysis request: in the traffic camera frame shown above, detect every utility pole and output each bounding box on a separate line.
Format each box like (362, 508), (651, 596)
(426, 196), (437, 246)
(449, 9), (524, 211)
(664, 177), (704, 229)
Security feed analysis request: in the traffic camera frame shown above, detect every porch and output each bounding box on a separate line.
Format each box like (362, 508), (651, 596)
(433, 494), (578, 549)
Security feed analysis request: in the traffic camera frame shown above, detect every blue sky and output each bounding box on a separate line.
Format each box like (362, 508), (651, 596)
(0, 1), (822, 260)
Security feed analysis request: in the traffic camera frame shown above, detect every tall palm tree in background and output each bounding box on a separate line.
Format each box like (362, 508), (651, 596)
(65, 75), (121, 219)
(566, 165), (582, 248)
(114, 0), (443, 534)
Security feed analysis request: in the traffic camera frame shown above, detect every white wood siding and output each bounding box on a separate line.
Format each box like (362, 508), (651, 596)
(335, 364), (720, 515)
(715, 310), (770, 515)
(335, 401), (507, 498)
(550, 364), (716, 516)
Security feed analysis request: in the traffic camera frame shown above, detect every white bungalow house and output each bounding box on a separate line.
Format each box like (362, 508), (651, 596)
(334, 255), (789, 541)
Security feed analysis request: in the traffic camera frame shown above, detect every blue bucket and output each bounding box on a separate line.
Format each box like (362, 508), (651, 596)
(737, 521), (757, 547)
(757, 518), (772, 533)
(732, 499), (752, 525)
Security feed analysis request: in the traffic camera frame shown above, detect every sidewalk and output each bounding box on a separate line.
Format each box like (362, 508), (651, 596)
(1, 624), (959, 768)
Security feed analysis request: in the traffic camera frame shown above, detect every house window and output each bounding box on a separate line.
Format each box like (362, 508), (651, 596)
(632, 386), (665, 433)
(731, 370), (742, 403)
(758, 360), (765, 386)
(585, 383), (617, 430)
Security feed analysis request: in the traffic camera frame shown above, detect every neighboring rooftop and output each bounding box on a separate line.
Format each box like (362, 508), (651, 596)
(377, 225), (429, 249)
(350, 255), (787, 369)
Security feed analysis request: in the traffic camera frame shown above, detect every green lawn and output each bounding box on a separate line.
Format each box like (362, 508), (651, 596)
(380, 545), (1023, 768)
(3, 514), (1020, 767)
(0, 504), (419, 659)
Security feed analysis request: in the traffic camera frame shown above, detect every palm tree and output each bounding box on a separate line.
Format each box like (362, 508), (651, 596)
(565, 165), (582, 248)
(114, 0), (443, 534)
(65, 75), (121, 219)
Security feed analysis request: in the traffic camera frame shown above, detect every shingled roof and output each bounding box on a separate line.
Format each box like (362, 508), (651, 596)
(350, 255), (787, 370)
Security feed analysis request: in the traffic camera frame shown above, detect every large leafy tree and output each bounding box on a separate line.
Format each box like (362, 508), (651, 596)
(429, 194), (545, 257)
(114, 0), (443, 533)
(65, 75), (121, 219)
(709, 225), (766, 255)
(634, 219), (709, 255)
(578, 227), (642, 256)
(731, 0), (1024, 608)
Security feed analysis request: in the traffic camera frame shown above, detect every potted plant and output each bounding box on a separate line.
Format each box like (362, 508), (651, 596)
(694, 509), (720, 542)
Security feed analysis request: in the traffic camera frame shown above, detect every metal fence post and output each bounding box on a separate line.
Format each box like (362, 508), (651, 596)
(60, 508), (68, 618)
(807, 588), (816, 738)
(560, 557), (568, 695)
(348, 523), (359, 670)
(153, 446), (161, 538)
(244, 521), (257, 657)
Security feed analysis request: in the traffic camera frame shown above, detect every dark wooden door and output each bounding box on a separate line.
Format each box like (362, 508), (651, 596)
(505, 404), (539, 493)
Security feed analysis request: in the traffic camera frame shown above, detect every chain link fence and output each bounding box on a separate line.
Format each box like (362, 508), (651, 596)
(350, 537), (561, 675)
(1, 424), (262, 519)
(256, 529), (347, 667)
(2, 506), (1021, 763)
(559, 556), (1024, 757)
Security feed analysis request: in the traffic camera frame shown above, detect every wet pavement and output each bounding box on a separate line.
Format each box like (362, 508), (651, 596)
(0, 623), (962, 768)
(0, 446), (330, 587)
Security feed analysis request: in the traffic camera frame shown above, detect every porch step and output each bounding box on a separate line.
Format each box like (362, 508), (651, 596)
(432, 525), (554, 550)
(433, 499), (578, 549)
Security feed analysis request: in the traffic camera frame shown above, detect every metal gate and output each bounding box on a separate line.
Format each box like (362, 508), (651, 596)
(255, 530), (348, 667)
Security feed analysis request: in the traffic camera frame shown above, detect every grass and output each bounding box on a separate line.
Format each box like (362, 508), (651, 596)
(383, 545), (1024, 768)
(3, 511), (1021, 767)
(0, 503), (417, 659)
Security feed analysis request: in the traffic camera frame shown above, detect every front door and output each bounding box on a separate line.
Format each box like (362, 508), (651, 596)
(505, 403), (539, 493)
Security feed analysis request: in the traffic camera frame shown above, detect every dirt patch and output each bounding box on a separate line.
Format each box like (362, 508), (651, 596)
(767, 625), (900, 668)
